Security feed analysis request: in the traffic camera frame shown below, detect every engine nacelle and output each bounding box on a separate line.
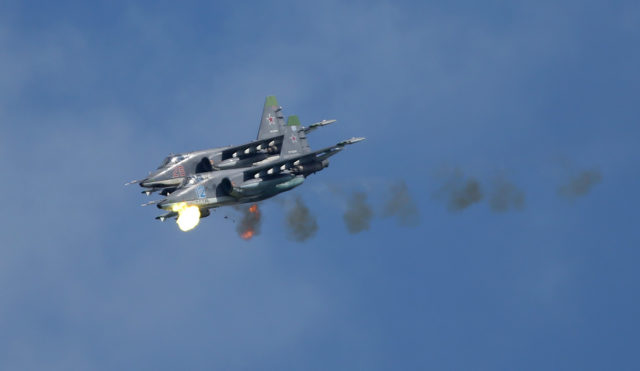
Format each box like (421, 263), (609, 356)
(220, 178), (243, 198)
(294, 160), (329, 175)
(220, 175), (298, 198)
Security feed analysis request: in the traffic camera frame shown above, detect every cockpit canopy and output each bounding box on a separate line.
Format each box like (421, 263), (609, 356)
(158, 154), (186, 169)
(183, 174), (205, 186)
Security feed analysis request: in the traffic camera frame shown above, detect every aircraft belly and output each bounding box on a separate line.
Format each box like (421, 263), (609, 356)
(240, 176), (305, 203)
(159, 195), (236, 211)
(143, 177), (184, 187)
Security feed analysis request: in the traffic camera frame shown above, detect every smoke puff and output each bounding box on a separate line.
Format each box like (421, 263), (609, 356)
(489, 176), (525, 212)
(383, 181), (420, 226)
(235, 204), (261, 238)
(559, 169), (602, 198)
(436, 171), (483, 211)
(450, 179), (482, 210)
(343, 191), (373, 233)
(286, 196), (318, 242)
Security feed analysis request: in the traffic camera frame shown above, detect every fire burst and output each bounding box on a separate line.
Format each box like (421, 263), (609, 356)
(240, 204), (260, 240)
(172, 202), (201, 232)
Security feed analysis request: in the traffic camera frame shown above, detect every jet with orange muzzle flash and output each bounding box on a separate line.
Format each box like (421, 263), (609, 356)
(125, 96), (336, 196)
(147, 116), (364, 231)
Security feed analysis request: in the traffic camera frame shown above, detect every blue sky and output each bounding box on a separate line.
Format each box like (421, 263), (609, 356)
(1, 1), (639, 370)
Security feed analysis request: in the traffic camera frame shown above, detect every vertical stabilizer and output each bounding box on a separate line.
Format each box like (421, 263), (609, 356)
(257, 96), (286, 140)
(281, 115), (311, 157)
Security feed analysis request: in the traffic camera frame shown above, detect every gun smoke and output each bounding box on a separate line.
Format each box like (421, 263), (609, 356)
(383, 181), (420, 226)
(436, 170), (484, 211)
(343, 191), (374, 233)
(227, 164), (600, 240)
(558, 169), (602, 198)
(285, 196), (318, 242)
(489, 176), (525, 212)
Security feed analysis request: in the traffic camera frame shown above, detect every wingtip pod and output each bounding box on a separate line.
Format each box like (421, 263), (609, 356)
(322, 119), (337, 125)
(155, 211), (178, 222)
(337, 137), (366, 146)
(303, 119), (337, 134)
(141, 199), (166, 207)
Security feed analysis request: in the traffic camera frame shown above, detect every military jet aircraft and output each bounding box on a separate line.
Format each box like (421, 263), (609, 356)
(125, 96), (336, 196)
(151, 117), (364, 223)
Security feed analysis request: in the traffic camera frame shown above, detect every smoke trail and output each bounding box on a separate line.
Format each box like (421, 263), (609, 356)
(343, 191), (373, 233)
(383, 181), (420, 226)
(449, 178), (482, 210)
(436, 170), (483, 211)
(558, 169), (602, 198)
(489, 176), (525, 212)
(235, 204), (261, 240)
(285, 196), (318, 242)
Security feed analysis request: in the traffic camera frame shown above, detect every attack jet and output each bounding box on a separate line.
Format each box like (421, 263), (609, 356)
(150, 116), (364, 230)
(126, 96), (336, 196)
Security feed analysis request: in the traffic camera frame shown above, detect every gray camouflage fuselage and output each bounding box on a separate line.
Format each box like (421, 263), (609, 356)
(139, 139), (282, 191)
(156, 170), (306, 213)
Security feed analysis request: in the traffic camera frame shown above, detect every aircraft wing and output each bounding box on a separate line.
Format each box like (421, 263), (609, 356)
(242, 137), (365, 180)
(219, 136), (282, 161)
